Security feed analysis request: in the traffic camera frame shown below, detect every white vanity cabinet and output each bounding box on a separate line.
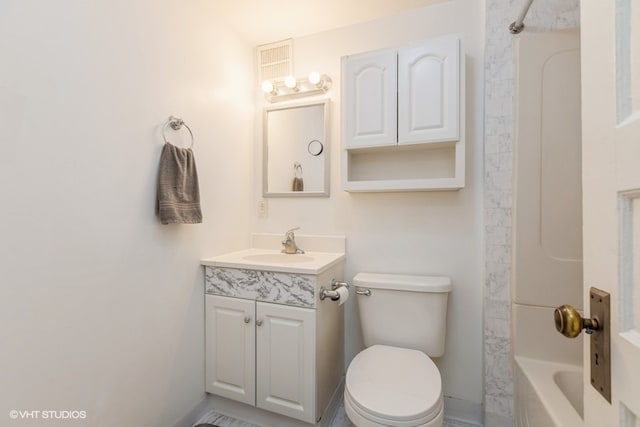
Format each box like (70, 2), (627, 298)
(255, 301), (315, 421)
(205, 295), (315, 422)
(341, 34), (465, 191)
(205, 294), (256, 406)
(203, 261), (344, 425)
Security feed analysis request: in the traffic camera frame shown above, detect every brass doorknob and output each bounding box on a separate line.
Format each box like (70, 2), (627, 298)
(554, 304), (600, 338)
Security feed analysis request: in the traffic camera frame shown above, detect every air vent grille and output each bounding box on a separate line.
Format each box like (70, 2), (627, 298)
(257, 39), (293, 83)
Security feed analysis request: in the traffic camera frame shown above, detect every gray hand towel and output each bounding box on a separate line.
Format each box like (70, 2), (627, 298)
(156, 142), (202, 224)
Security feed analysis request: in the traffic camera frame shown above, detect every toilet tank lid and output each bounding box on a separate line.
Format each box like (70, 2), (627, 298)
(353, 272), (452, 293)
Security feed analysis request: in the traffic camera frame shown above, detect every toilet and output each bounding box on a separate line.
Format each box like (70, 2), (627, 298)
(344, 272), (452, 427)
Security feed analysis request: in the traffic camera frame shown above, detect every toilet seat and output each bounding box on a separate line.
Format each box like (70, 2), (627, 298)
(345, 345), (443, 426)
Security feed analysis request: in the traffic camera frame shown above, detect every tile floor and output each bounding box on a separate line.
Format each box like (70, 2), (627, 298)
(329, 401), (354, 427)
(194, 402), (477, 427)
(193, 410), (261, 427)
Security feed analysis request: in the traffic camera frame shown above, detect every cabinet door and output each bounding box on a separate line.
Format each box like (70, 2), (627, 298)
(398, 36), (460, 144)
(343, 50), (397, 148)
(256, 302), (316, 423)
(205, 295), (255, 405)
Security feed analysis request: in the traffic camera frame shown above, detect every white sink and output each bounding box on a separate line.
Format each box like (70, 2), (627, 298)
(201, 248), (345, 274)
(242, 253), (314, 264)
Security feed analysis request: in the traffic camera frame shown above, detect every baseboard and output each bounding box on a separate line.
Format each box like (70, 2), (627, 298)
(172, 396), (210, 427)
(443, 396), (483, 426)
(317, 377), (344, 427)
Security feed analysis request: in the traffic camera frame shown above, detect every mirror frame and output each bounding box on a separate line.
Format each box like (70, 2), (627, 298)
(262, 99), (330, 197)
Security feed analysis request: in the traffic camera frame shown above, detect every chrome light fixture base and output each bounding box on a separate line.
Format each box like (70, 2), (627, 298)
(262, 74), (332, 103)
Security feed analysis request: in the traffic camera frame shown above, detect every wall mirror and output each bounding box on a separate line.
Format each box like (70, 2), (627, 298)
(263, 99), (329, 197)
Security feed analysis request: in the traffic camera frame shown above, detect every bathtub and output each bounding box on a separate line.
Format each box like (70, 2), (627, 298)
(514, 356), (584, 427)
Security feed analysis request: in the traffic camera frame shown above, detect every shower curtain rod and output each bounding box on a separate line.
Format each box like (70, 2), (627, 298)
(509, 0), (534, 34)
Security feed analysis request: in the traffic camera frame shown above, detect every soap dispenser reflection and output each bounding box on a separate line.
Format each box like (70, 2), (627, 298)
(292, 162), (304, 192)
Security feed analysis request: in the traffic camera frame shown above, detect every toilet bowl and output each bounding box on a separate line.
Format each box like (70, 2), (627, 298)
(345, 273), (451, 427)
(344, 345), (443, 427)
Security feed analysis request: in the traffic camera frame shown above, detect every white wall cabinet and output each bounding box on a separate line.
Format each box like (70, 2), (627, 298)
(398, 38), (460, 144)
(205, 294), (316, 423)
(343, 50), (398, 148)
(341, 35), (464, 191)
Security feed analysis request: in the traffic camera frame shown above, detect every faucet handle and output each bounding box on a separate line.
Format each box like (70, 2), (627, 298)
(285, 227), (300, 237)
(282, 227), (304, 254)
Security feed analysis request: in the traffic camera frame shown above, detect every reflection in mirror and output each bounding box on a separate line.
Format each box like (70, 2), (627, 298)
(263, 99), (329, 197)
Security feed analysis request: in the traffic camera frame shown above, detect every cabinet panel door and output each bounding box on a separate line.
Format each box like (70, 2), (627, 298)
(256, 302), (316, 423)
(205, 295), (255, 405)
(398, 36), (460, 144)
(343, 50), (397, 148)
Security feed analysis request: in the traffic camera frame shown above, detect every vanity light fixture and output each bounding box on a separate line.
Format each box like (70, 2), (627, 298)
(308, 71), (331, 91)
(261, 80), (277, 96)
(261, 71), (332, 103)
(284, 75), (299, 91)
(308, 71), (321, 85)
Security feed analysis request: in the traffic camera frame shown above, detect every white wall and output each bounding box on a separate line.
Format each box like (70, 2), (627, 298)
(0, 1), (255, 425)
(253, 1), (485, 408)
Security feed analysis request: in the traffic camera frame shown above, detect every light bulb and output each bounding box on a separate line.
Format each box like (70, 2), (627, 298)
(284, 75), (298, 89)
(308, 71), (321, 86)
(261, 80), (274, 93)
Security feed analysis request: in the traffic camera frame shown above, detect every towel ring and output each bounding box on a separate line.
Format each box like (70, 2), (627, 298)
(162, 116), (194, 149)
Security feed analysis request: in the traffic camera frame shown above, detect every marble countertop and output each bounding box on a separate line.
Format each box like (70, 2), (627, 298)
(201, 248), (345, 275)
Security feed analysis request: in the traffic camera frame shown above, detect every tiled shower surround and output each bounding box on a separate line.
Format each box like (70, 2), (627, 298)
(483, 0), (580, 424)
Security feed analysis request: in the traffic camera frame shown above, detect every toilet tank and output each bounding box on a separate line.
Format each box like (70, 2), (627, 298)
(353, 272), (452, 357)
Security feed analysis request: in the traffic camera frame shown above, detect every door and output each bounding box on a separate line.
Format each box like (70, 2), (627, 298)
(398, 36), (460, 145)
(582, 0), (640, 425)
(255, 301), (316, 423)
(205, 295), (255, 405)
(342, 49), (397, 148)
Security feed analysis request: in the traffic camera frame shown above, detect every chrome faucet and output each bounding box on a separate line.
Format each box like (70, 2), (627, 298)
(281, 227), (305, 254)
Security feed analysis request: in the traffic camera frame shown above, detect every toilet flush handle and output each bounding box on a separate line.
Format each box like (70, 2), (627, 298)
(355, 288), (371, 296)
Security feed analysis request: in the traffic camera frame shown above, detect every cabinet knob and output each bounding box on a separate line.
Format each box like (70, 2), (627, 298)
(256, 319), (263, 326)
(244, 317), (251, 324)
